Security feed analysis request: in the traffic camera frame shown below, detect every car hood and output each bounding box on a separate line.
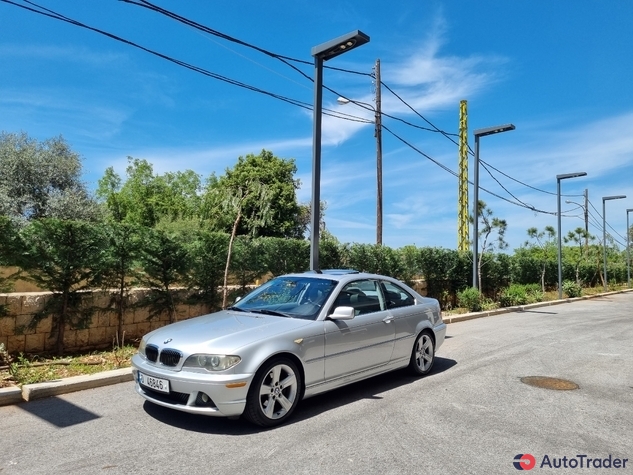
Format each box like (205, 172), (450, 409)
(143, 310), (314, 354)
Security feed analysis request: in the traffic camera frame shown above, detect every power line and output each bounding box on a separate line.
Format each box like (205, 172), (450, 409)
(380, 124), (562, 216)
(479, 160), (537, 210)
(7, 0), (611, 226)
(588, 199), (628, 244)
(379, 78), (587, 203)
(479, 159), (583, 198)
(381, 80), (460, 144)
(5, 0), (379, 127)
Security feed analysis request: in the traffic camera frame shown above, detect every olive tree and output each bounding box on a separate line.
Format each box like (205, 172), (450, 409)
(0, 132), (100, 223)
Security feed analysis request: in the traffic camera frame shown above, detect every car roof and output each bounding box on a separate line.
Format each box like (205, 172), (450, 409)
(284, 269), (398, 284)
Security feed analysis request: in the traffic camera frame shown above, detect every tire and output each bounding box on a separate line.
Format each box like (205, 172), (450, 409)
(243, 357), (302, 427)
(408, 330), (435, 376)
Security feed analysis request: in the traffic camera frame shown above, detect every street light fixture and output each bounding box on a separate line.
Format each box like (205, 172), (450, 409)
(472, 123), (515, 290)
(556, 173), (587, 299)
(564, 188), (589, 245)
(337, 93), (383, 245)
(602, 195), (626, 291)
(627, 208), (633, 288)
(310, 30), (370, 271)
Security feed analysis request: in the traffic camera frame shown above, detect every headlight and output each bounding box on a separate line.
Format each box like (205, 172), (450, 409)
(138, 337), (147, 358)
(183, 354), (241, 372)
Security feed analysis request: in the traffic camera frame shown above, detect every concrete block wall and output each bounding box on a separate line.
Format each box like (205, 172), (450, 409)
(0, 289), (211, 354)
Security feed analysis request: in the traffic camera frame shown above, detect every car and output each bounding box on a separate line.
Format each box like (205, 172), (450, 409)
(131, 269), (446, 427)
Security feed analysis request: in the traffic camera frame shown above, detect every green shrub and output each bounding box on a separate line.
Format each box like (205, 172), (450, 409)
(562, 280), (583, 298)
(499, 283), (544, 307)
(457, 287), (483, 312)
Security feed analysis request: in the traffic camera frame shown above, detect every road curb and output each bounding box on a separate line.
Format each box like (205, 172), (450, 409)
(0, 386), (23, 406)
(0, 367), (133, 406)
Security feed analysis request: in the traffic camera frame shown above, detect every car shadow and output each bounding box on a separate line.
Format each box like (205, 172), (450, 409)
(142, 356), (457, 435)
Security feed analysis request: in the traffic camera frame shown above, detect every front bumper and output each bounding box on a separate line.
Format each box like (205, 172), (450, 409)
(131, 354), (255, 417)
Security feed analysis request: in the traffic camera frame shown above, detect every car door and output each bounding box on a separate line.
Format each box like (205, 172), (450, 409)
(380, 280), (427, 363)
(323, 279), (395, 382)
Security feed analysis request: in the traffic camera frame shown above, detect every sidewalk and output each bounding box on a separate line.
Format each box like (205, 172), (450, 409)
(2, 288), (631, 407)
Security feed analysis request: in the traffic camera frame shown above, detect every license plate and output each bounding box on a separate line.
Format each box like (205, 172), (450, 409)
(138, 372), (170, 393)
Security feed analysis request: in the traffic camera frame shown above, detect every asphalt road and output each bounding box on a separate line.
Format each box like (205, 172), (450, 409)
(2, 293), (632, 475)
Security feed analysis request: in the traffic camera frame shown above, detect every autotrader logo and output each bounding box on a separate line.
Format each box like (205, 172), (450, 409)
(514, 454), (536, 470)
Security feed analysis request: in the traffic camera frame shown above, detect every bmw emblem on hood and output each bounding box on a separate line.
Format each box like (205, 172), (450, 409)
(163, 338), (172, 344)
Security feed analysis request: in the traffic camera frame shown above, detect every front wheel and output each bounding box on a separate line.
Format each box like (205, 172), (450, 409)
(243, 357), (302, 427)
(408, 331), (435, 376)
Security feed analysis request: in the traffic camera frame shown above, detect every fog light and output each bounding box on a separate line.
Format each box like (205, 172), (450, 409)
(200, 393), (209, 403)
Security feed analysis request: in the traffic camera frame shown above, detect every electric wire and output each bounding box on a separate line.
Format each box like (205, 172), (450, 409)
(587, 199), (628, 245)
(380, 80), (460, 143)
(119, 0), (315, 82)
(7, 0), (617, 231)
(479, 159), (583, 198)
(7, 0), (312, 108)
(380, 124), (563, 216)
(480, 160), (537, 211)
(380, 78), (585, 202)
(4, 0), (377, 127)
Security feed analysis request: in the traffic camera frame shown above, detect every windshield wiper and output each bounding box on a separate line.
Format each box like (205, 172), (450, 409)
(226, 306), (246, 312)
(248, 309), (292, 318)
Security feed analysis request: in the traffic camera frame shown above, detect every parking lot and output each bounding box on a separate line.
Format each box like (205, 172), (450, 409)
(1, 292), (632, 475)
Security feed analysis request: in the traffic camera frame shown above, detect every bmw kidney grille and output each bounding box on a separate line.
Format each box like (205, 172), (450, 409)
(145, 344), (182, 367)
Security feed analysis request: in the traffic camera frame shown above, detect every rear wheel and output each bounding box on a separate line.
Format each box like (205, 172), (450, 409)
(408, 331), (435, 376)
(244, 357), (302, 427)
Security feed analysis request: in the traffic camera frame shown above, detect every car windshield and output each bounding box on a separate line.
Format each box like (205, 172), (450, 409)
(232, 276), (338, 320)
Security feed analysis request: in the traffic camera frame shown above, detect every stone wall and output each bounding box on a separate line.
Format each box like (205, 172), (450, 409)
(0, 289), (212, 354)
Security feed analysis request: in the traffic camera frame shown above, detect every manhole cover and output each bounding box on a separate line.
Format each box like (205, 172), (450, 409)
(520, 376), (579, 390)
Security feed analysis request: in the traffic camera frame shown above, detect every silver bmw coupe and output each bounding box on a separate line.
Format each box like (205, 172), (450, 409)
(131, 270), (446, 427)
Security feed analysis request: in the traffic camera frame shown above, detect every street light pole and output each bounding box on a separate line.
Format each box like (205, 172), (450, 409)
(557, 173), (587, 299)
(627, 208), (633, 288)
(310, 30), (370, 271)
(602, 195), (626, 291)
(472, 124), (515, 290)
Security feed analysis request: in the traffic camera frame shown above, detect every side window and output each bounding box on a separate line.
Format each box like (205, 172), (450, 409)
(333, 280), (384, 316)
(382, 281), (415, 309)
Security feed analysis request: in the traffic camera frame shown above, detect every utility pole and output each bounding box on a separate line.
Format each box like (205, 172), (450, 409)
(583, 188), (589, 247)
(374, 59), (383, 245)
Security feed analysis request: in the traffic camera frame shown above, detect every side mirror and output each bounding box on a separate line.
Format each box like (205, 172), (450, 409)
(328, 306), (355, 320)
(234, 296), (242, 303)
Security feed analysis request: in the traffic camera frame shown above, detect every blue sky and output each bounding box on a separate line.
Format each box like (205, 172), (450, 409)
(1, 0), (632, 252)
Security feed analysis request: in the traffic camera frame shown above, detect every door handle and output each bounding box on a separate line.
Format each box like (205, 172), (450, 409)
(382, 317), (393, 323)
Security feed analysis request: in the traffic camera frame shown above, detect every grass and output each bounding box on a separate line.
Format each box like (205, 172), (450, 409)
(0, 344), (137, 389)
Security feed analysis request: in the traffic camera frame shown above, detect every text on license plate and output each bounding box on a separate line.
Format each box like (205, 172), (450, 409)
(138, 372), (170, 393)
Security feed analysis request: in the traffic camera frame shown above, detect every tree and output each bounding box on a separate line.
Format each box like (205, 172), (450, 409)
(203, 150), (303, 238)
(96, 222), (144, 343)
(564, 227), (593, 285)
(0, 132), (99, 223)
(0, 217), (21, 313)
(96, 157), (203, 226)
(206, 179), (272, 308)
(18, 219), (106, 354)
(472, 200), (508, 291)
(525, 226), (556, 292)
(136, 227), (189, 324)
(185, 230), (230, 311)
